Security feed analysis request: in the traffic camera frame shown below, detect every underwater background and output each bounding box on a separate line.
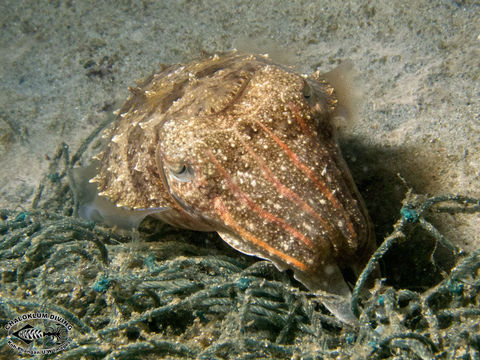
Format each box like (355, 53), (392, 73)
(0, 0), (479, 358)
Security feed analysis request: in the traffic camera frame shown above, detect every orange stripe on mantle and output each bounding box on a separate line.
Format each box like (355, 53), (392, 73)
(213, 197), (308, 272)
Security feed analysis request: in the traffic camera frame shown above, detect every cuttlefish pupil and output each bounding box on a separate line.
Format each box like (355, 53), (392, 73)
(89, 51), (376, 323)
(166, 162), (194, 183)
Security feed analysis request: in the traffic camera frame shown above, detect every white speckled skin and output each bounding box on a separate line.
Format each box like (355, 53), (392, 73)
(92, 51), (376, 314)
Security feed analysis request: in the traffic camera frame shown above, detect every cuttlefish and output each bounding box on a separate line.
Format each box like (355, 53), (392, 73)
(85, 51), (376, 324)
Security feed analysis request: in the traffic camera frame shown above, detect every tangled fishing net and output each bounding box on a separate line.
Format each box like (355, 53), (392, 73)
(0, 120), (479, 359)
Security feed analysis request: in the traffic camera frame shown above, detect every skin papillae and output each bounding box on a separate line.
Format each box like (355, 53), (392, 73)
(91, 51), (376, 323)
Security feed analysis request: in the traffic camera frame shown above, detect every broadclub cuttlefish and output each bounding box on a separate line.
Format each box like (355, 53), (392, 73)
(81, 51), (377, 324)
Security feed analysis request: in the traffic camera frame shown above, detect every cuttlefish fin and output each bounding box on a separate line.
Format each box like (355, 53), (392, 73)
(73, 165), (167, 229)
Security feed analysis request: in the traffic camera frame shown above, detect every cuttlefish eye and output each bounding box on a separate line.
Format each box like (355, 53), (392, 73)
(302, 81), (312, 99)
(167, 162), (195, 183)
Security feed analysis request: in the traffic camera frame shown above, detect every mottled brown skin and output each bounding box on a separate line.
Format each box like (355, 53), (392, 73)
(92, 51), (375, 306)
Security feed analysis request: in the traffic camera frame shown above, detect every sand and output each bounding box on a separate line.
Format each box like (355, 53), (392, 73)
(1, 0), (479, 252)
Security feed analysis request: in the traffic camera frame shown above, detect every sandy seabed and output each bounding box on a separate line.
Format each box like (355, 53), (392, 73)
(0, 1), (479, 359)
